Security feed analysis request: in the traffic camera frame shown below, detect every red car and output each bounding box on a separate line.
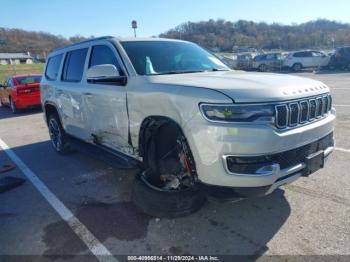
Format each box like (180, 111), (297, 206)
(0, 74), (42, 113)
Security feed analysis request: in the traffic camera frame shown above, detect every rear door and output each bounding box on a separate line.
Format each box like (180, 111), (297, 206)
(81, 43), (130, 153)
(56, 48), (90, 140)
(301, 51), (314, 67)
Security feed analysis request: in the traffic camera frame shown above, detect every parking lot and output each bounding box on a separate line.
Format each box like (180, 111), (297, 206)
(0, 71), (350, 260)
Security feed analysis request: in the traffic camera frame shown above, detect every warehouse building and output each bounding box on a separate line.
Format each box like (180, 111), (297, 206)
(0, 52), (33, 65)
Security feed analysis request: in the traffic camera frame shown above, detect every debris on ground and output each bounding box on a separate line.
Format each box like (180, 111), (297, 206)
(0, 163), (16, 174)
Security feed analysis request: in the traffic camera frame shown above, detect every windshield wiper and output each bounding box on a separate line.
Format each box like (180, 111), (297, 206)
(208, 68), (230, 72)
(149, 70), (206, 75)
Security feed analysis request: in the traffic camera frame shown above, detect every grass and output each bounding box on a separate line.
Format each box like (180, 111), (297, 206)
(0, 63), (44, 84)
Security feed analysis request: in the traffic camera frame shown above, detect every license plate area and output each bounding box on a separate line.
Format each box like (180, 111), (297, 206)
(305, 150), (324, 176)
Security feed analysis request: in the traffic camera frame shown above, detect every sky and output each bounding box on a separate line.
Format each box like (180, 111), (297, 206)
(1, 0), (350, 38)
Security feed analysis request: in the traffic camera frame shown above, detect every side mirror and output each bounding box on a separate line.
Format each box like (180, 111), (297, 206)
(86, 64), (127, 85)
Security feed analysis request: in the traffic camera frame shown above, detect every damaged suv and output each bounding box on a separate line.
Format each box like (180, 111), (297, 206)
(41, 37), (335, 217)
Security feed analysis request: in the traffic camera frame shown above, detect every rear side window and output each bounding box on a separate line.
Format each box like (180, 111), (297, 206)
(89, 45), (123, 74)
(62, 48), (88, 82)
(45, 54), (63, 80)
(293, 52), (305, 57)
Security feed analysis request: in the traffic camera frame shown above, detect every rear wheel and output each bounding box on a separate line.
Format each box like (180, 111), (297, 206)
(259, 64), (267, 72)
(48, 113), (70, 154)
(292, 63), (302, 72)
(132, 120), (207, 218)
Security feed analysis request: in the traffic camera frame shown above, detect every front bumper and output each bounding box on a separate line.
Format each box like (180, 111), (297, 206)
(184, 109), (335, 192)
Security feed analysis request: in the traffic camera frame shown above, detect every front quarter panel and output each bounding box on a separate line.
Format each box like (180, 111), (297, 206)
(127, 76), (232, 150)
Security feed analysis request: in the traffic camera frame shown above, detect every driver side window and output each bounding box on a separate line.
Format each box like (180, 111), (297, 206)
(89, 45), (124, 75)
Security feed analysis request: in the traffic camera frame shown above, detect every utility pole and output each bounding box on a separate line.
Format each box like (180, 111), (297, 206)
(132, 20), (137, 38)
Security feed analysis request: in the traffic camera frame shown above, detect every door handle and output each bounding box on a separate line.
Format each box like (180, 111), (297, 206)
(83, 92), (94, 97)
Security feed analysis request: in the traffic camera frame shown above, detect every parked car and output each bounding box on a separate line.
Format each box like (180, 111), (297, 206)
(328, 47), (350, 70)
(215, 54), (237, 69)
(252, 53), (284, 72)
(41, 37), (335, 217)
(0, 74), (42, 113)
(236, 53), (256, 70)
(284, 50), (330, 71)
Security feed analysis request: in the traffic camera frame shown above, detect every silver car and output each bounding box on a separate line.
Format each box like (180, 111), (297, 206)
(41, 37), (335, 217)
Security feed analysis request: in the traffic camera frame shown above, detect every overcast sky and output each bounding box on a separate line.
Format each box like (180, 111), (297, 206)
(1, 0), (349, 38)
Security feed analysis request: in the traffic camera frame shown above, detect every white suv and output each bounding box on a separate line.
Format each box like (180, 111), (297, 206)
(284, 50), (330, 71)
(41, 37), (335, 217)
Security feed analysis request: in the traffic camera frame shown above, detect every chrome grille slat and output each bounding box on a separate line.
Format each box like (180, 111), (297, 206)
(275, 94), (332, 129)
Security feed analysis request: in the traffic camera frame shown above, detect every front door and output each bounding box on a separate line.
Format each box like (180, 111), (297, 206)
(82, 44), (130, 153)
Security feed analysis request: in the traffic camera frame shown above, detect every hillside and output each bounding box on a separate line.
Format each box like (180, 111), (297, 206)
(160, 19), (350, 51)
(0, 28), (88, 57)
(1, 19), (350, 56)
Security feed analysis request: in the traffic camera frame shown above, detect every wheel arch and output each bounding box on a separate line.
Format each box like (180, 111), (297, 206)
(138, 116), (185, 157)
(44, 102), (61, 125)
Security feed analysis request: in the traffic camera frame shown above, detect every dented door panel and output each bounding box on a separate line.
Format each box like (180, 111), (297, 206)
(81, 82), (131, 153)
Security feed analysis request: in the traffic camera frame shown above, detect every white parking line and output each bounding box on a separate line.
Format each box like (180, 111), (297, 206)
(335, 147), (350, 153)
(0, 138), (117, 262)
(334, 104), (350, 107)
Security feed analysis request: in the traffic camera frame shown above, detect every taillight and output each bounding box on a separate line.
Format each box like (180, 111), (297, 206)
(17, 88), (33, 94)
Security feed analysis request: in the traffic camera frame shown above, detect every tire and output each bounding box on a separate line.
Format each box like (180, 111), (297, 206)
(259, 64), (267, 72)
(132, 121), (207, 218)
(9, 98), (18, 114)
(292, 63), (302, 72)
(48, 113), (70, 154)
(132, 171), (207, 218)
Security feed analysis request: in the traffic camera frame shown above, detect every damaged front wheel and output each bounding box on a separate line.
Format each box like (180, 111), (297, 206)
(132, 121), (207, 218)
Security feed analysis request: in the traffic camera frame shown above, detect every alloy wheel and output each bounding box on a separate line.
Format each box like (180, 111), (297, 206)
(49, 118), (62, 151)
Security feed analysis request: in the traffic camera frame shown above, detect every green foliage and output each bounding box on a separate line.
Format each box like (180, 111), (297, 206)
(160, 19), (350, 51)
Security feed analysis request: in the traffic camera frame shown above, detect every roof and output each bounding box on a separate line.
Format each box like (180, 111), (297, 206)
(11, 74), (41, 78)
(0, 53), (32, 59)
(52, 36), (189, 53)
(118, 37), (188, 43)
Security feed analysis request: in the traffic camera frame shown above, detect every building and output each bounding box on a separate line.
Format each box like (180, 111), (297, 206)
(0, 52), (33, 65)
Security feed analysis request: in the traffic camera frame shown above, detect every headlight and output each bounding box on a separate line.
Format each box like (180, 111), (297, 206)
(199, 103), (275, 123)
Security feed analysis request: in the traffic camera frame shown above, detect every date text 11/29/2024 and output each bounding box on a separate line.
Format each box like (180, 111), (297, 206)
(127, 255), (220, 261)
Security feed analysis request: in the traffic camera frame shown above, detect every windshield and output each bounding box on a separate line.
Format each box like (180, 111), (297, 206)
(15, 75), (42, 85)
(121, 41), (229, 75)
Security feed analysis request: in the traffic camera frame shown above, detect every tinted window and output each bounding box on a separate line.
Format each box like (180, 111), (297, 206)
(45, 54), (63, 80)
(15, 76), (42, 85)
(62, 48), (88, 82)
(255, 55), (265, 61)
(89, 45), (122, 74)
(312, 51), (324, 57)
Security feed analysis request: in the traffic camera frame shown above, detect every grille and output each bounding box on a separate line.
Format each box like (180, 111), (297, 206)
(226, 132), (334, 173)
(275, 94), (332, 129)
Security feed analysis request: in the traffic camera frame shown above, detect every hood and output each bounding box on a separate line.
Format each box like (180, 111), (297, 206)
(147, 71), (329, 103)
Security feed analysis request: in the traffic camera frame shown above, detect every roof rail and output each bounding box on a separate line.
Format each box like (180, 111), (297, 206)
(52, 36), (114, 52)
